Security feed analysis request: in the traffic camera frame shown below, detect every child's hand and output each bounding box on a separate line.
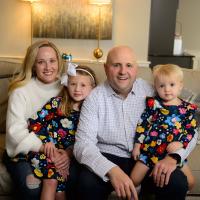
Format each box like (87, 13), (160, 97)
(132, 143), (141, 161)
(44, 142), (56, 159)
(166, 141), (183, 153)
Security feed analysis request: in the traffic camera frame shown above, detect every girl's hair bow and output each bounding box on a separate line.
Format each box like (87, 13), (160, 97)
(61, 62), (78, 86)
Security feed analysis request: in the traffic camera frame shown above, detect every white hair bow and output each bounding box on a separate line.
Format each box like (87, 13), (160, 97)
(60, 62), (78, 86)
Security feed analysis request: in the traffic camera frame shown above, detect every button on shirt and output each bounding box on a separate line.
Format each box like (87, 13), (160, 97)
(74, 78), (154, 180)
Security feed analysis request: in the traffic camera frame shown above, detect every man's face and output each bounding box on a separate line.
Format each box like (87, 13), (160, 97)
(104, 47), (138, 98)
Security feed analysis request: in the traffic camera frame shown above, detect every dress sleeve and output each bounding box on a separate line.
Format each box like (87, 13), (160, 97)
(28, 97), (61, 144)
(178, 103), (198, 148)
(134, 97), (156, 144)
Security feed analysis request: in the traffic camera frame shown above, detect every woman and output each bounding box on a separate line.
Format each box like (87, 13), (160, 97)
(4, 40), (67, 200)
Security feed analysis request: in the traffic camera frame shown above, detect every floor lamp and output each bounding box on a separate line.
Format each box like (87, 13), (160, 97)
(21, 0), (40, 44)
(89, 0), (111, 59)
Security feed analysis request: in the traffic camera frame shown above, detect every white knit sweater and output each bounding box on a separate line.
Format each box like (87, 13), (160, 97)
(6, 78), (62, 157)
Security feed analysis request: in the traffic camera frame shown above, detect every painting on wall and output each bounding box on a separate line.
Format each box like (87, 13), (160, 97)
(32, 0), (112, 39)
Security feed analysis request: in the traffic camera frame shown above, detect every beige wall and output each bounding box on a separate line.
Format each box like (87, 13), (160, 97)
(176, 0), (200, 69)
(177, 0), (200, 51)
(0, 0), (151, 62)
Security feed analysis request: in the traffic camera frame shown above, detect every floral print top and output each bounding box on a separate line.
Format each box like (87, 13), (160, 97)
(28, 96), (80, 150)
(134, 96), (197, 167)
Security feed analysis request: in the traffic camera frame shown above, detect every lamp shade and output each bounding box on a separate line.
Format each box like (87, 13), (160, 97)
(21, 0), (40, 2)
(89, 0), (111, 5)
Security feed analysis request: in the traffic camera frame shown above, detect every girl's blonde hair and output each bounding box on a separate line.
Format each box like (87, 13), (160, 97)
(60, 65), (97, 116)
(8, 40), (63, 94)
(152, 64), (184, 83)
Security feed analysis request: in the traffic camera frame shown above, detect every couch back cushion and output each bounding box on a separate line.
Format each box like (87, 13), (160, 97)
(0, 61), (21, 133)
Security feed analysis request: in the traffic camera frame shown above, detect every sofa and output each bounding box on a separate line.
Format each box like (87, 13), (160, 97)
(0, 59), (200, 199)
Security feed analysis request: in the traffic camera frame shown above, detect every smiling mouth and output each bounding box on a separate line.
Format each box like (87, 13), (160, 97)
(43, 71), (54, 75)
(118, 76), (128, 80)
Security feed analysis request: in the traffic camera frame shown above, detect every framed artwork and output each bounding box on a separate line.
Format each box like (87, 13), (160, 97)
(32, 0), (112, 39)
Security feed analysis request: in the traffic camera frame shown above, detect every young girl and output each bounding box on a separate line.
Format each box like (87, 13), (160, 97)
(28, 64), (97, 200)
(131, 64), (197, 191)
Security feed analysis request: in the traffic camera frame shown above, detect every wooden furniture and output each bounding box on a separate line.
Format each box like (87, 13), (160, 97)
(149, 53), (194, 69)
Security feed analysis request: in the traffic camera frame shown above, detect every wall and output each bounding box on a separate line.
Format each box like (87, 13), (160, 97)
(177, 0), (200, 51)
(0, 0), (151, 63)
(177, 0), (200, 69)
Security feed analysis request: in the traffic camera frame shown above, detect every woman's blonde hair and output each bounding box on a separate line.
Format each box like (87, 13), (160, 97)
(60, 65), (98, 116)
(8, 40), (63, 94)
(152, 64), (184, 83)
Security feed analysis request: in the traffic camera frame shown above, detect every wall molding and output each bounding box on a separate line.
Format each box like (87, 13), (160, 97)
(0, 56), (150, 67)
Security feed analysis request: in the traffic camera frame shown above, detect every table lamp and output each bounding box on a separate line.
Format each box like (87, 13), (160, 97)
(21, 0), (40, 44)
(89, 0), (111, 59)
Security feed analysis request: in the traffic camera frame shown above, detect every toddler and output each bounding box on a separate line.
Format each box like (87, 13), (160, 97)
(131, 64), (197, 192)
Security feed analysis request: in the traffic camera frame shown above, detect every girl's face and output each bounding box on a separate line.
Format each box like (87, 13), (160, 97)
(67, 74), (93, 102)
(154, 75), (183, 105)
(35, 46), (59, 84)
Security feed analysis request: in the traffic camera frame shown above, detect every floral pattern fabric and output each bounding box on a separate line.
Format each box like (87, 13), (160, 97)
(134, 96), (197, 168)
(28, 96), (80, 192)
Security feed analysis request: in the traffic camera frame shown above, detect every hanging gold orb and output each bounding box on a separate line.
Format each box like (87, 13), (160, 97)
(93, 48), (103, 59)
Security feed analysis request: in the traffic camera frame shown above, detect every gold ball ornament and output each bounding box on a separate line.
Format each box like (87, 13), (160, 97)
(93, 48), (103, 59)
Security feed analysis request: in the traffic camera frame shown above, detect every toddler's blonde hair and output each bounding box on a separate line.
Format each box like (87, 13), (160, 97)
(152, 64), (184, 83)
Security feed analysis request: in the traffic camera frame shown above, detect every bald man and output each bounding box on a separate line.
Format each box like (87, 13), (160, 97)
(73, 46), (197, 200)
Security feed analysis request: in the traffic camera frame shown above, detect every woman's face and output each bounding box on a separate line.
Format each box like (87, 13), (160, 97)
(35, 46), (59, 84)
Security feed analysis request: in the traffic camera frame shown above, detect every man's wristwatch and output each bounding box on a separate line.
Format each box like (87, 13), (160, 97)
(168, 153), (181, 165)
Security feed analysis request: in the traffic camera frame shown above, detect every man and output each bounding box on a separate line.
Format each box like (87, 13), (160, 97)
(73, 46), (197, 200)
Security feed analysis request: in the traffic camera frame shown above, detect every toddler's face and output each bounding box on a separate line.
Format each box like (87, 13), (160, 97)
(67, 74), (93, 103)
(154, 75), (183, 105)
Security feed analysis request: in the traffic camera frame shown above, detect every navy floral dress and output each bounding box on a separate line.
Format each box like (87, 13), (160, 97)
(134, 96), (197, 168)
(28, 96), (80, 192)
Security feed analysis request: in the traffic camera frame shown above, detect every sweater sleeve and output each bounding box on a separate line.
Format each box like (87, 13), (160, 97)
(6, 90), (42, 157)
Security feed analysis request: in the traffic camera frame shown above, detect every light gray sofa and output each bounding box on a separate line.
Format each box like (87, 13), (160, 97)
(0, 60), (200, 199)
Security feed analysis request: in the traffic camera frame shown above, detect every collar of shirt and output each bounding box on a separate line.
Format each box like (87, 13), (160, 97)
(104, 79), (143, 98)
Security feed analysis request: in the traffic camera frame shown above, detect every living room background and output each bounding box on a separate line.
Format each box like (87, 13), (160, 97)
(0, 0), (200, 68)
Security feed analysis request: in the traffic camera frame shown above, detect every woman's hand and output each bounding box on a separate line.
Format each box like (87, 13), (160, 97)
(53, 149), (72, 169)
(52, 148), (73, 179)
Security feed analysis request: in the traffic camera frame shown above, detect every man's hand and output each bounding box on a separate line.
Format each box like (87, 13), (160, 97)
(167, 141), (183, 153)
(151, 156), (177, 187)
(107, 166), (138, 200)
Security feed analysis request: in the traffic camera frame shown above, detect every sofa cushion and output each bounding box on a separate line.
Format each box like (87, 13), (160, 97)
(0, 61), (21, 77)
(0, 77), (11, 133)
(0, 134), (13, 195)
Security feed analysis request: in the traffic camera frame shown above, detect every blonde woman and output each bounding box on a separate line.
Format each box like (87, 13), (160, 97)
(4, 40), (64, 200)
